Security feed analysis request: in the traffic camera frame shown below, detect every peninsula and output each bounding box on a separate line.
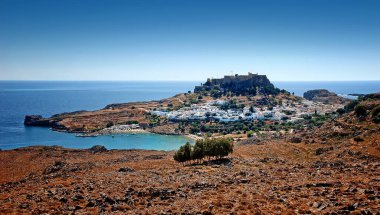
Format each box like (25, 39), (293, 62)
(23, 73), (349, 141)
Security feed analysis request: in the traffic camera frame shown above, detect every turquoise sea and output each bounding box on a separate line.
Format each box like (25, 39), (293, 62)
(1, 81), (379, 150)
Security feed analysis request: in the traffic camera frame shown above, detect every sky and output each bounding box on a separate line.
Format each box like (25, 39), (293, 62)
(0, 0), (379, 81)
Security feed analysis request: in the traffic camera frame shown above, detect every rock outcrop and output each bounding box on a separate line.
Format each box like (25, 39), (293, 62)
(87, 145), (107, 153)
(24, 115), (66, 130)
(24, 115), (51, 126)
(303, 89), (349, 104)
(194, 72), (281, 96)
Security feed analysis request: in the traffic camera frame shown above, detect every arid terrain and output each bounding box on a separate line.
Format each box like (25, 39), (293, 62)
(1, 95), (379, 214)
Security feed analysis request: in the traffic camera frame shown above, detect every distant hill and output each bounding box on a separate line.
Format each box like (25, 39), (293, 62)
(194, 73), (283, 96)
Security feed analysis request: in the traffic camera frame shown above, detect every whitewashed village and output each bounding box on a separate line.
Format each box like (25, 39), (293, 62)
(151, 98), (344, 123)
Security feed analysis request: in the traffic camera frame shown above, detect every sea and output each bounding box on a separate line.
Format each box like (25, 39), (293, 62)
(1, 80), (379, 150)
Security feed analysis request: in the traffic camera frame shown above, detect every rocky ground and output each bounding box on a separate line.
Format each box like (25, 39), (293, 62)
(1, 127), (379, 214)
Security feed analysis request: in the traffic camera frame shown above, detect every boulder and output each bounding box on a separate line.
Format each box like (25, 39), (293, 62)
(88, 145), (107, 153)
(118, 167), (135, 172)
(315, 147), (333, 155)
(290, 137), (302, 143)
(44, 161), (66, 174)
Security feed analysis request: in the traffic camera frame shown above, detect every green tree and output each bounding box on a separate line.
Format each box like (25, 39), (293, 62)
(191, 140), (205, 162)
(183, 142), (192, 163)
(173, 146), (186, 164)
(219, 138), (233, 158)
(173, 142), (192, 164)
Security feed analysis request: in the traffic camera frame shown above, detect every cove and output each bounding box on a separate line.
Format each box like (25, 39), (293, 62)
(0, 127), (193, 151)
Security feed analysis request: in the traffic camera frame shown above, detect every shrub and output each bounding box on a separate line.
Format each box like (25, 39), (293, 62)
(247, 131), (254, 138)
(345, 100), (359, 112)
(126, 120), (139, 125)
(353, 136), (364, 142)
(106, 121), (114, 128)
(371, 105), (380, 123)
(373, 116), (380, 123)
(354, 105), (367, 117)
(336, 108), (345, 115)
(372, 105), (380, 117)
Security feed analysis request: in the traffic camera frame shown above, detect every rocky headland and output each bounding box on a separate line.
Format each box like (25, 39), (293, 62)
(303, 89), (349, 104)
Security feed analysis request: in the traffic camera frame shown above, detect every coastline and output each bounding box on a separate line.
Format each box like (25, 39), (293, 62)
(186, 134), (203, 141)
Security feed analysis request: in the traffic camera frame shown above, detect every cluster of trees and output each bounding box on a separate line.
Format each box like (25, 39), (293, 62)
(173, 138), (233, 164)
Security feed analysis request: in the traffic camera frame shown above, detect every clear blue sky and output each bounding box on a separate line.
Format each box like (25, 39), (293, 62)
(0, 0), (379, 81)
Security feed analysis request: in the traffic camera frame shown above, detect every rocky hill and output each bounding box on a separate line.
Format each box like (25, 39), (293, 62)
(303, 89), (349, 104)
(194, 73), (281, 96)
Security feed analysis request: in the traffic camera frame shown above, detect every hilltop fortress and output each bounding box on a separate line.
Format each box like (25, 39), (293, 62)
(194, 72), (280, 96)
